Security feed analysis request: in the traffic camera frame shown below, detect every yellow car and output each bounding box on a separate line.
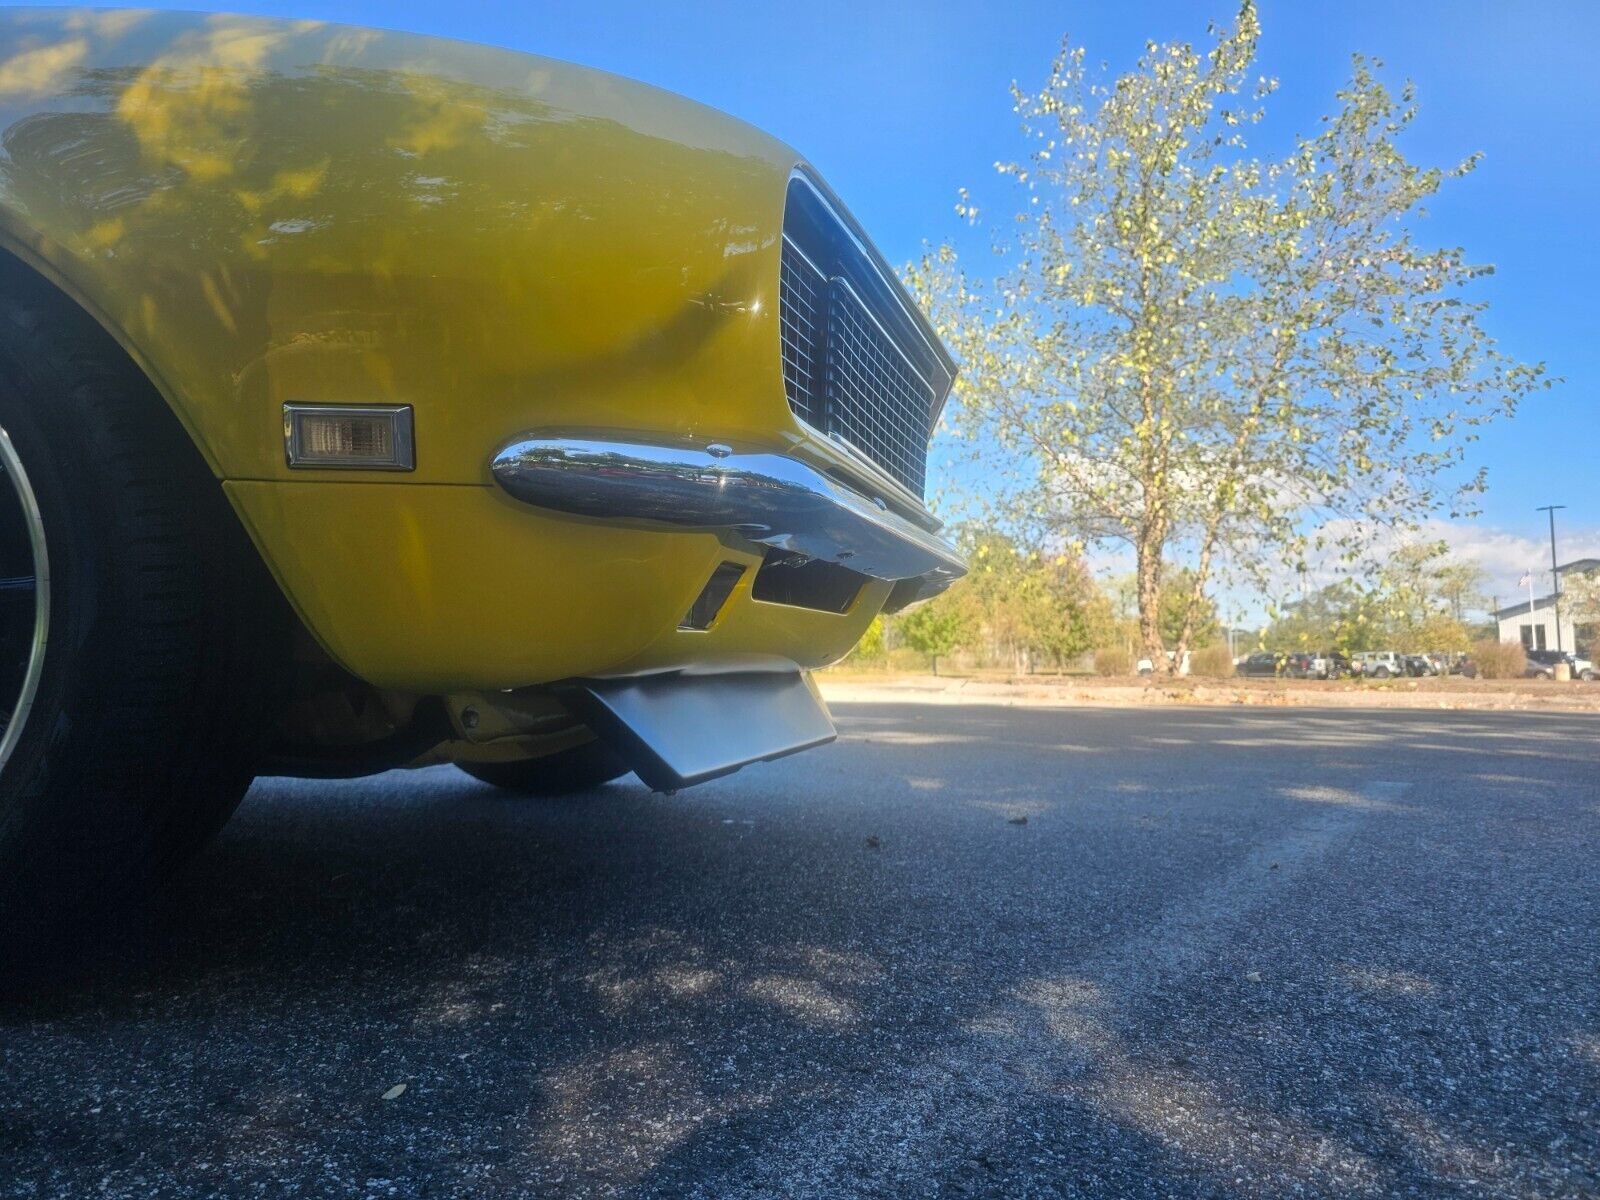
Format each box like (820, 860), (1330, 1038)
(0, 10), (962, 919)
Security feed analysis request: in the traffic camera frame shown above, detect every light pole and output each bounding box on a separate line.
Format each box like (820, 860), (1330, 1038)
(1537, 504), (1566, 653)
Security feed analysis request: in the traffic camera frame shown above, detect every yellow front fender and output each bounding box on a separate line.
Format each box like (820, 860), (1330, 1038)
(0, 10), (931, 691)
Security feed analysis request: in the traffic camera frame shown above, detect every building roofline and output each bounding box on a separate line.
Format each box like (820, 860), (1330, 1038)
(1493, 560), (1596, 620)
(1494, 594), (1563, 620)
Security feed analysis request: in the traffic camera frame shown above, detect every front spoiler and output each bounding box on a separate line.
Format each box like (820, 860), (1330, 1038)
(563, 666), (836, 790)
(491, 434), (965, 605)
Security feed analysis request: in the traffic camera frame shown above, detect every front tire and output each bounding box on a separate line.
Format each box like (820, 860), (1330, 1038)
(457, 740), (630, 795)
(0, 276), (289, 936)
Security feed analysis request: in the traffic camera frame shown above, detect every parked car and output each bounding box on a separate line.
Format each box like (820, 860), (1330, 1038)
(1402, 654), (1438, 677)
(1525, 650), (1598, 681)
(1238, 652), (1286, 678)
(1351, 651), (1406, 679)
(1308, 651), (1339, 679)
(0, 12), (966, 921)
(1285, 652), (1334, 679)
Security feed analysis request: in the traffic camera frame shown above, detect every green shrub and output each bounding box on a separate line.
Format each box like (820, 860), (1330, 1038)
(1470, 640), (1526, 680)
(1189, 643), (1236, 678)
(851, 616), (886, 661)
(1094, 646), (1133, 676)
(896, 597), (972, 676)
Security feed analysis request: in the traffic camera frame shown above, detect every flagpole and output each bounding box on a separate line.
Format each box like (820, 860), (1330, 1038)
(1515, 570), (1535, 647)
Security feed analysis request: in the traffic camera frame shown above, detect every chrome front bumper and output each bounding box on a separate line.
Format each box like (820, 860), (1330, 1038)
(490, 435), (966, 605)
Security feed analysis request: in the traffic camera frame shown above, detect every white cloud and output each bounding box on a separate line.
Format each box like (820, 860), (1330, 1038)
(1421, 518), (1600, 601)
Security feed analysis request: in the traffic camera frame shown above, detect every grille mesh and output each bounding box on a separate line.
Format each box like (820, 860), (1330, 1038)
(779, 239), (825, 426)
(779, 237), (934, 497)
(824, 283), (933, 497)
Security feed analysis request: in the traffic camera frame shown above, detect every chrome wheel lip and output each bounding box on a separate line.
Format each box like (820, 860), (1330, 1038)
(0, 422), (48, 775)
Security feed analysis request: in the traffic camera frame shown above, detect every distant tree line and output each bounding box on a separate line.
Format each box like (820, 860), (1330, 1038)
(853, 524), (1220, 674)
(852, 530), (1502, 674)
(1259, 542), (1488, 655)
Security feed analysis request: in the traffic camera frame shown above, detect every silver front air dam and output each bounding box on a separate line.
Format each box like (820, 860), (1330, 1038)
(560, 664), (838, 791)
(489, 434), (966, 605)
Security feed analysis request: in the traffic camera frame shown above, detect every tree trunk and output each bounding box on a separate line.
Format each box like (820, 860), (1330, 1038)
(1135, 538), (1167, 675)
(1172, 528), (1222, 676)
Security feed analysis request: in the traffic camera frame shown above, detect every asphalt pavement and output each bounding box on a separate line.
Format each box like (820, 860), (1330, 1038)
(2, 704), (1597, 1198)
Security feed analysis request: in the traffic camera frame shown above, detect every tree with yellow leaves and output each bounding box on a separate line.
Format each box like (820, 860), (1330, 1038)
(909, 2), (1549, 674)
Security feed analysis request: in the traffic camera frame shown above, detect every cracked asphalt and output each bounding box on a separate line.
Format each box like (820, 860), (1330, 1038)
(2, 704), (1597, 1198)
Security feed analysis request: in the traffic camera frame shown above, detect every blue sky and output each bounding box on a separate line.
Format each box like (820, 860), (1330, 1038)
(29, 1), (1597, 609)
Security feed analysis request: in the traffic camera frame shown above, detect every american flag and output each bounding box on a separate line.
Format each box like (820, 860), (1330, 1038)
(1518, 571), (1532, 588)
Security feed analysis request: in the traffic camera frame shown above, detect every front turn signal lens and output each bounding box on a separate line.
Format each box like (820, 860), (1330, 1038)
(284, 404), (415, 470)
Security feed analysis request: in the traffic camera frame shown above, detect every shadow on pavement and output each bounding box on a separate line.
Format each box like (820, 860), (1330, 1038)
(1, 705), (1595, 1197)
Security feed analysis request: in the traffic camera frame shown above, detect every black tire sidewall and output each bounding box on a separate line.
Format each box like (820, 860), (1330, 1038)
(0, 348), (123, 894)
(0, 282), (289, 927)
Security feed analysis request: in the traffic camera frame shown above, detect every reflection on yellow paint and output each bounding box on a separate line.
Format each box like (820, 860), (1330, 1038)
(63, 10), (155, 40)
(236, 160), (330, 215)
(0, 39), (87, 98)
(387, 73), (489, 156)
(84, 217), (124, 250)
(198, 272), (238, 334)
(116, 26), (288, 182)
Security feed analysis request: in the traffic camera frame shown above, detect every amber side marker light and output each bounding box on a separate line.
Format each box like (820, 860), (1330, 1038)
(284, 404), (415, 470)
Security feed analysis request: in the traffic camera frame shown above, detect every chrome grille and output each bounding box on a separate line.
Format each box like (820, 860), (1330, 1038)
(779, 237), (825, 425)
(824, 281), (934, 497)
(778, 234), (938, 498)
